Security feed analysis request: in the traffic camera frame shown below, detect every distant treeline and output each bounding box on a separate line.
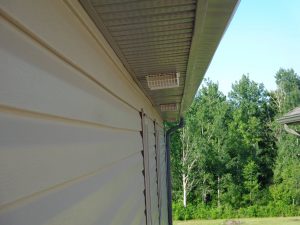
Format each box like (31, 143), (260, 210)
(169, 68), (300, 220)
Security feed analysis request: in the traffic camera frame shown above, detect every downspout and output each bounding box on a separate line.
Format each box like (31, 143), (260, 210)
(165, 117), (184, 225)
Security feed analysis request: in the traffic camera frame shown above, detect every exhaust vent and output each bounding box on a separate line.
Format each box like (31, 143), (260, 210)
(160, 103), (178, 112)
(146, 72), (180, 90)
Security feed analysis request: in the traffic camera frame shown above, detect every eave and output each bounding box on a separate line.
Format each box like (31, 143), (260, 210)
(79, 0), (240, 121)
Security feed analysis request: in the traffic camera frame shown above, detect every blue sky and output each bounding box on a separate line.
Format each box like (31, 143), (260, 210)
(204, 0), (300, 95)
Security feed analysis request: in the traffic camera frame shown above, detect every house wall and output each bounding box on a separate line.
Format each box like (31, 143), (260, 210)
(0, 0), (167, 224)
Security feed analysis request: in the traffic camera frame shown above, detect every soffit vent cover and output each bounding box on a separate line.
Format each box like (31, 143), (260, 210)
(146, 72), (180, 90)
(160, 103), (178, 112)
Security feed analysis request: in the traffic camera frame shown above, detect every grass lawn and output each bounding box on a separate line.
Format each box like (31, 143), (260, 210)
(174, 217), (300, 225)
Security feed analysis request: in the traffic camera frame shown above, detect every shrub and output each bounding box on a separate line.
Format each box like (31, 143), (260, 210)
(173, 201), (300, 220)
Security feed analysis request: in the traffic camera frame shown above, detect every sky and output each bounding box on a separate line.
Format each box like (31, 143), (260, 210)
(203, 0), (300, 95)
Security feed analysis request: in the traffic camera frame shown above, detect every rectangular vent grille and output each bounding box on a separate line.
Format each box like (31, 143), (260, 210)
(160, 103), (178, 112)
(146, 72), (180, 90)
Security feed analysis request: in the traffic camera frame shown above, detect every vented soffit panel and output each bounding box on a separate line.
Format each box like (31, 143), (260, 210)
(79, 0), (240, 122)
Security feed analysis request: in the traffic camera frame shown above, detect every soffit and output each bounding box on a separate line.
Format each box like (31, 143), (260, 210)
(80, 0), (239, 121)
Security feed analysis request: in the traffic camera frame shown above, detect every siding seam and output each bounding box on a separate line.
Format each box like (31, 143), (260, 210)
(65, 0), (164, 123)
(0, 150), (142, 212)
(0, 4), (162, 124)
(0, 9), (140, 114)
(0, 104), (140, 132)
(141, 111), (152, 225)
(63, 0), (155, 112)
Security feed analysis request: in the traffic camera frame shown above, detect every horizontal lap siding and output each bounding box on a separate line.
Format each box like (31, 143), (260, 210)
(0, 134), (146, 225)
(147, 118), (160, 225)
(0, 0), (161, 120)
(0, 113), (147, 225)
(155, 127), (162, 225)
(158, 130), (168, 225)
(0, 17), (140, 131)
(0, 113), (143, 206)
(0, 0), (164, 225)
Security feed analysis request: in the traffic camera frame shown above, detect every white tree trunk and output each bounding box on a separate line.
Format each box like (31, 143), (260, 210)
(181, 127), (198, 208)
(183, 174), (187, 208)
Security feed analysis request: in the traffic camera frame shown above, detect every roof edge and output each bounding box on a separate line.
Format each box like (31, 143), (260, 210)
(180, 0), (240, 115)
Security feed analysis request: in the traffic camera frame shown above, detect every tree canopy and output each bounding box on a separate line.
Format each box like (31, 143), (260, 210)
(171, 68), (300, 220)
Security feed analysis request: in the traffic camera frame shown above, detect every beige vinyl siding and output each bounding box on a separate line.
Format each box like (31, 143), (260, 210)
(141, 117), (166, 225)
(147, 117), (160, 225)
(0, 0), (165, 225)
(155, 125), (162, 225)
(0, 116), (146, 225)
(0, 0), (161, 121)
(158, 129), (169, 225)
(141, 113), (152, 225)
(154, 125), (168, 225)
(0, 17), (140, 131)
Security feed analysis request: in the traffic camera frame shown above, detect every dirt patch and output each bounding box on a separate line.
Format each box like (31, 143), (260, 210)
(223, 220), (242, 225)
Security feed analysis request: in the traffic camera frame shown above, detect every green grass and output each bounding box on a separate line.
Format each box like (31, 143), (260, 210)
(174, 217), (300, 225)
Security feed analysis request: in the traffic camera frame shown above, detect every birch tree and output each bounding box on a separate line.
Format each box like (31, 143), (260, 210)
(194, 80), (230, 207)
(180, 125), (199, 208)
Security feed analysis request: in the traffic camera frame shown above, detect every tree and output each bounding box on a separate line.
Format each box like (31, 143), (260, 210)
(274, 68), (300, 114)
(270, 68), (300, 206)
(228, 75), (276, 192)
(170, 70), (300, 219)
(243, 160), (260, 205)
(180, 124), (200, 208)
(189, 80), (230, 207)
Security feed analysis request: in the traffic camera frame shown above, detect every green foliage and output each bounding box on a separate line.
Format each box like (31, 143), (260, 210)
(171, 68), (300, 220)
(242, 161), (260, 205)
(174, 217), (300, 225)
(274, 68), (300, 113)
(173, 201), (300, 220)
